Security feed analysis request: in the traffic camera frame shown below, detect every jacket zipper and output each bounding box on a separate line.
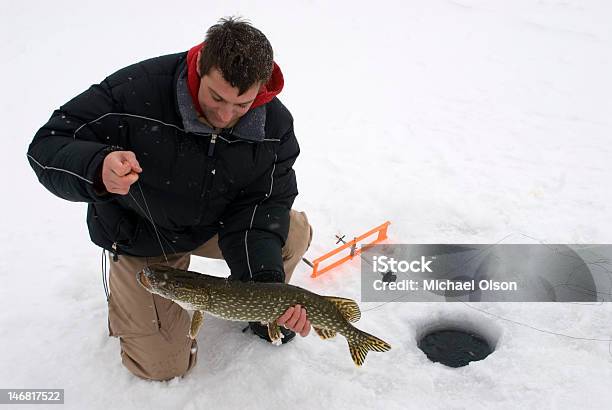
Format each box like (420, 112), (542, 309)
(111, 241), (119, 261)
(199, 133), (218, 218)
(208, 133), (217, 156)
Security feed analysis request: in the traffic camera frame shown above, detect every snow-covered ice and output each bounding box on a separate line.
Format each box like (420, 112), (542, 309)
(1, 1), (611, 409)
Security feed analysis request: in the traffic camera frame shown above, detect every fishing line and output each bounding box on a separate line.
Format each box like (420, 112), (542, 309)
(457, 301), (612, 342)
(458, 300), (612, 360)
(101, 179), (177, 300)
(126, 187), (179, 258)
(123, 180), (175, 264)
(136, 181), (169, 263)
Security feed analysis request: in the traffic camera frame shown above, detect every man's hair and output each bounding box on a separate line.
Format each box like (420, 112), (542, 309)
(200, 17), (274, 95)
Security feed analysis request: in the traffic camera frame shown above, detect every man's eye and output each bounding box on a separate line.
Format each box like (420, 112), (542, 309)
(213, 97), (222, 102)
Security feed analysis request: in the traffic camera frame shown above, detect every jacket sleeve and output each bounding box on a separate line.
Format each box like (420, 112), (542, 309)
(217, 120), (300, 283)
(27, 79), (119, 203)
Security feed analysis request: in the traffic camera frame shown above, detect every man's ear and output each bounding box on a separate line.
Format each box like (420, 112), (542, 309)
(196, 50), (202, 77)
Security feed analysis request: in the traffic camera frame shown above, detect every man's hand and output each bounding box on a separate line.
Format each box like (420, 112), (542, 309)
(277, 304), (311, 337)
(101, 151), (143, 195)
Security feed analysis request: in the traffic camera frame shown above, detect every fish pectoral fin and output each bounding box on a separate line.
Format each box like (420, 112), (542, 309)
(323, 296), (361, 323)
(313, 326), (337, 340)
(189, 311), (204, 339)
(267, 321), (283, 346)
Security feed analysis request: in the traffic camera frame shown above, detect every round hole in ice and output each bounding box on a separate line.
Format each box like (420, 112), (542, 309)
(418, 328), (493, 368)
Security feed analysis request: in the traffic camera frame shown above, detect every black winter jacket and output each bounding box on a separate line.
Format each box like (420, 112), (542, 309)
(27, 52), (299, 283)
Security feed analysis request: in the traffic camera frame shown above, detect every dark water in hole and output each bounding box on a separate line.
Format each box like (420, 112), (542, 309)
(418, 329), (493, 368)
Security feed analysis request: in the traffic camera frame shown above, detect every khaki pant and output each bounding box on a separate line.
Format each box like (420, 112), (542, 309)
(107, 210), (312, 381)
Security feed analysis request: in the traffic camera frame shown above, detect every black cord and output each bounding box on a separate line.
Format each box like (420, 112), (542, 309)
(102, 249), (109, 302)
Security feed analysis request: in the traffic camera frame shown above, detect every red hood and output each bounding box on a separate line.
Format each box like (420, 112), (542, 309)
(186, 43), (284, 117)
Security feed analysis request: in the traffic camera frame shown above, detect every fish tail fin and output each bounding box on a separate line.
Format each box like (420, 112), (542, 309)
(348, 329), (392, 367)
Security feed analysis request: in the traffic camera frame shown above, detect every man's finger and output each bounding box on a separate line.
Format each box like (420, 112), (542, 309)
(124, 172), (139, 186)
(122, 151), (142, 173)
(285, 305), (302, 329)
(277, 307), (294, 325)
(110, 158), (132, 176)
(294, 309), (307, 333)
(300, 320), (311, 337)
(107, 172), (139, 195)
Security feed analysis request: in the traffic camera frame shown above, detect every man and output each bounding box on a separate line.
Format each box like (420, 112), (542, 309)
(27, 17), (313, 381)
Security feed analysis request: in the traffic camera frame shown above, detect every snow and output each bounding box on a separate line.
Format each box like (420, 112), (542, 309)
(1, 0), (612, 409)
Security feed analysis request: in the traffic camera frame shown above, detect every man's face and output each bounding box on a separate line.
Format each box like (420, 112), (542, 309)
(196, 57), (260, 129)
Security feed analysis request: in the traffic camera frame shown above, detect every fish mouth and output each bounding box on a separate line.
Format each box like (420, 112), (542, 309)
(137, 268), (152, 290)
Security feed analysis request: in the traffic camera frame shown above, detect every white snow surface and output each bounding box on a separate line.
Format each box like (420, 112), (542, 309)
(1, 1), (611, 409)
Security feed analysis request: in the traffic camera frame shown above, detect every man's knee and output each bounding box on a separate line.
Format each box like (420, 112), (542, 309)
(107, 252), (196, 380)
(286, 210), (313, 256)
(281, 210), (313, 282)
(119, 334), (198, 381)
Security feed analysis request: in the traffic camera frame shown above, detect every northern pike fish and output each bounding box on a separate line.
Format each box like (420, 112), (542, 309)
(137, 264), (391, 366)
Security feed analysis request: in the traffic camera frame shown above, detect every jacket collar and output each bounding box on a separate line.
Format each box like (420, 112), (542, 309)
(176, 61), (268, 141)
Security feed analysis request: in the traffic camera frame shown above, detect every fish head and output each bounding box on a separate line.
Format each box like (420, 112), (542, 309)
(137, 264), (211, 309)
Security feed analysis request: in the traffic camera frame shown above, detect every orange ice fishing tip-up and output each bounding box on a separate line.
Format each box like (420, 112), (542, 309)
(301, 221), (391, 278)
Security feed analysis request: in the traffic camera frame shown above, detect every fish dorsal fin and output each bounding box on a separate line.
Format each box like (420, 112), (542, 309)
(324, 296), (361, 323)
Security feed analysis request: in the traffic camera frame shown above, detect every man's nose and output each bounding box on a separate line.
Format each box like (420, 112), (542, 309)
(218, 106), (233, 122)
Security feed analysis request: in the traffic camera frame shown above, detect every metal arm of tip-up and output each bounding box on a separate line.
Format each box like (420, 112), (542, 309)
(301, 221), (391, 278)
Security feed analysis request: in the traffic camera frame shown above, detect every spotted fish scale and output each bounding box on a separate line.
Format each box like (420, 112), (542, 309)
(137, 264), (391, 366)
